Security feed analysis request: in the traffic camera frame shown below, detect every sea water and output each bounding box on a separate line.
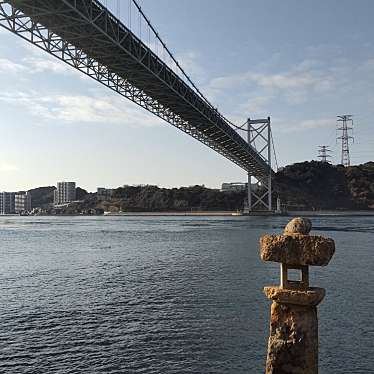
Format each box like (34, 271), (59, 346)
(0, 215), (372, 373)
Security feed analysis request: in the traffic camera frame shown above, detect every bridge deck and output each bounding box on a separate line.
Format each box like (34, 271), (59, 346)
(2, 0), (272, 179)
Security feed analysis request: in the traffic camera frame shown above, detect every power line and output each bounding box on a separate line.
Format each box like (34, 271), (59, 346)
(317, 145), (332, 163)
(336, 115), (354, 167)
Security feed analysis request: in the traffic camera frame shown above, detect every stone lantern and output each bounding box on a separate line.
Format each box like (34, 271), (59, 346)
(260, 217), (335, 374)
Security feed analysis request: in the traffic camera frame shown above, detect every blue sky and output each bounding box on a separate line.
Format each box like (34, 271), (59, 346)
(0, 0), (373, 191)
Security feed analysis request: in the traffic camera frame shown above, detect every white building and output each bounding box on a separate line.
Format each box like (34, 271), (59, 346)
(97, 187), (114, 200)
(54, 182), (76, 205)
(0, 192), (15, 214)
(221, 182), (248, 192)
(221, 182), (259, 193)
(15, 192), (32, 213)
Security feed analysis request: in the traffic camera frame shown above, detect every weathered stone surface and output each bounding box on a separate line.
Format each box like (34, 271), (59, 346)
(284, 217), (312, 235)
(262, 218), (335, 373)
(260, 234), (335, 266)
(266, 302), (319, 374)
(264, 286), (325, 307)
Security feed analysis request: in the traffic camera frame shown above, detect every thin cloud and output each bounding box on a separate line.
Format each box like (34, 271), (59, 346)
(0, 162), (18, 172)
(0, 37), (80, 76)
(276, 118), (335, 133)
(206, 62), (335, 103)
(176, 51), (205, 81)
(238, 96), (273, 118)
(0, 58), (27, 73)
(0, 90), (164, 127)
(22, 56), (71, 74)
(0, 55), (72, 75)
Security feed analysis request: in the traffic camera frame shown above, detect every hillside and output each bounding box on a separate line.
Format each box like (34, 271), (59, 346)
(28, 186), (55, 208)
(274, 161), (374, 210)
(99, 185), (245, 212)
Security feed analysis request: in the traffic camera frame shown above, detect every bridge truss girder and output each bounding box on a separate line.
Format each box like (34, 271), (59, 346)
(0, 0), (272, 180)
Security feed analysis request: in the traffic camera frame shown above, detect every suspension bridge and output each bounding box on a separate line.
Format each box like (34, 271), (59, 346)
(0, 0), (278, 212)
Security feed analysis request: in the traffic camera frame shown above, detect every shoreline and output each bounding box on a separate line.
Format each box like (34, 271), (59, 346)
(103, 210), (374, 217)
(104, 211), (243, 216)
(1, 210), (374, 217)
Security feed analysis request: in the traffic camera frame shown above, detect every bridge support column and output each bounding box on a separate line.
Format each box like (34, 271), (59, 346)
(267, 122), (272, 211)
(247, 123), (252, 212)
(247, 173), (252, 212)
(246, 117), (273, 213)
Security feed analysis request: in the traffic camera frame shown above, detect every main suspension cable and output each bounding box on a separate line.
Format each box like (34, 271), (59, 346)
(271, 131), (279, 171)
(130, 0), (238, 129)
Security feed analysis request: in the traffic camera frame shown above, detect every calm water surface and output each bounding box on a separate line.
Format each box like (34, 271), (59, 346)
(0, 215), (373, 373)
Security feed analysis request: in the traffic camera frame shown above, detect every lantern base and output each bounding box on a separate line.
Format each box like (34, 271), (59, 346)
(264, 286), (325, 307)
(265, 301), (319, 373)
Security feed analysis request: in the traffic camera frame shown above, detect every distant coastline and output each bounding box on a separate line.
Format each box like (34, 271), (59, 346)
(3, 160), (372, 215)
(103, 210), (374, 217)
(2, 210), (374, 218)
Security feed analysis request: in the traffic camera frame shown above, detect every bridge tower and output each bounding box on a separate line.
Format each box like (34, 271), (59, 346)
(245, 117), (273, 213)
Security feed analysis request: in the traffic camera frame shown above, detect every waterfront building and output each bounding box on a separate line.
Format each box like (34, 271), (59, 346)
(54, 182), (76, 205)
(15, 192), (32, 213)
(0, 192), (15, 214)
(221, 182), (259, 193)
(97, 187), (114, 200)
(221, 182), (248, 192)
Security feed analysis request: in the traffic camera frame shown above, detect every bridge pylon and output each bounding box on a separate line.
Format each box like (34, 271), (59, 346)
(244, 117), (273, 213)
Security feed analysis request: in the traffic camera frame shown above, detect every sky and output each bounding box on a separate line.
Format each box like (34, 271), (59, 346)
(0, 0), (373, 191)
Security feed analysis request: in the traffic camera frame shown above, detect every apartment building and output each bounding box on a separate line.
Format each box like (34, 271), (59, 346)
(0, 192), (15, 214)
(15, 192), (32, 213)
(54, 182), (76, 205)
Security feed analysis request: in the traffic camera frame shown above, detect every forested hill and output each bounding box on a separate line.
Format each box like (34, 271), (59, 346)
(103, 161), (373, 211)
(274, 161), (374, 210)
(100, 185), (245, 212)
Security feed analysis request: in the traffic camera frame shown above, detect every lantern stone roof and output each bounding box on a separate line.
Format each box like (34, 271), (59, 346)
(260, 217), (335, 266)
